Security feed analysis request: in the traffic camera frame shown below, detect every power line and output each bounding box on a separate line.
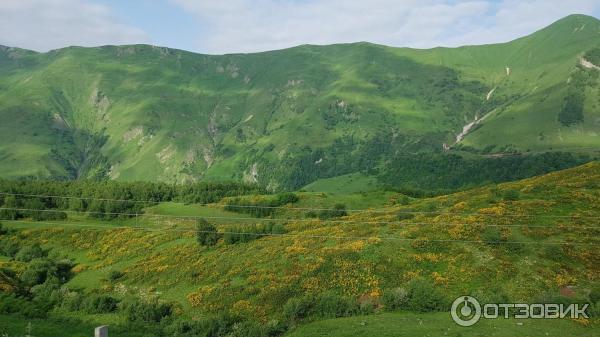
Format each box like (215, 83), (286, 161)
(2, 191), (600, 219)
(6, 219), (600, 246)
(2, 207), (600, 230)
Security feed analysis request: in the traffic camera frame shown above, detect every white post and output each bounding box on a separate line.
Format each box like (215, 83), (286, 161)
(95, 326), (108, 337)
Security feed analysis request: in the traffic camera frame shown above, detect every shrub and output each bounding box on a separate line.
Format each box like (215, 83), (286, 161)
(83, 294), (119, 313)
(584, 47), (600, 65)
(398, 195), (411, 205)
(313, 293), (358, 318)
(224, 193), (298, 218)
(283, 293), (359, 321)
(382, 287), (409, 310)
(108, 270), (125, 282)
(482, 227), (504, 245)
(124, 298), (173, 323)
(397, 212), (415, 221)
(275, 192), (299, 205)
(30, 280), (61, 307)
(165, 312), (246, 337)
(196, 218), (220, 246)
(19, 258), (73, 288)
(558, 92), (584, 126)
(15, 244), (46, 262)
(305, 210), (318, 218)
(590, 302), (600, 318)
(589, 285), (600, 304)
(283, 296), (313, 321)
(502, 189), (521, 201)
(318, 204), (347, 219)
(224, 223), (286, 245)
(0, 238), (20, 257)
(19, 259), (56, 287)
(0, 293), (47, 318)
(61, 291), (84, 311)
(405, 278), (447, 312)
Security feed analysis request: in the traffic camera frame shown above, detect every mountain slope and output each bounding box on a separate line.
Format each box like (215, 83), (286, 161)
(0, 15), (599, 188)
(1, 162), (599, 334)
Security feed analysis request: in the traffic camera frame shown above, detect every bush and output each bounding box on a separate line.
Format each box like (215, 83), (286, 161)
(224, 193), (298, 218)
(590, 302), (600, 318)
(61, 291), (84, 311)
(313, 293), (358, 318)
(19, 259), (56, 287)
(482, 227), (504, 245)
(0, 238), (20, 257)
(405, 278), (447, 312)
(283, 297), (311, 321)
(318, 204), (347, 219)
(165, 312), (248, 337)
(589, 286), (600, 304)
(283, 293), (359, 321)
(124, 298), (173, 323)
(397, 212), (415, 221)
(196, 218), (220, 246)
(224, 223), (286, 245)
(0, 293), (47, 318)
(108, 270), (125, 282)
(274, 192), (299, 205)
(19, 258), (73, 288)
(305, 210), (318, 218)
(83, 294), (119, 313)
(15, 244), (46, 262)
(502, 189), (521, 201)
(382, 287), (409, 310)
(30, 280), (61, 307)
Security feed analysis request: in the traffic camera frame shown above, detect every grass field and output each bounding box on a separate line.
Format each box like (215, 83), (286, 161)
(285, 312), (598, 337)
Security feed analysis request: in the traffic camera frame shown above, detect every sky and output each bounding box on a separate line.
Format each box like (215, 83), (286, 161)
(1, 0), (599, 55)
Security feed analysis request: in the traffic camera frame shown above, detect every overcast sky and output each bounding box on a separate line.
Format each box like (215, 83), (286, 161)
(1, 0), (599, 54)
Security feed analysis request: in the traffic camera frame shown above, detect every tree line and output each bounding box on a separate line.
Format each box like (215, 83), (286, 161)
(0, 180), (265, 220)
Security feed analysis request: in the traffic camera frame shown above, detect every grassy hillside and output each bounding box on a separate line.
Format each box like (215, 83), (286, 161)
(0, 15), (599, 190)
(285, 312), (595, 337)
(1, 162), (599, 336)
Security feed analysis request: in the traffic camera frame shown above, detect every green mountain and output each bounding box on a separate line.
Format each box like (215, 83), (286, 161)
(0, 14), (599, 189)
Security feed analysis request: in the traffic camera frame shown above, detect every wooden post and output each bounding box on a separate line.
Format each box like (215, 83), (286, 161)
(95, 326), (108, 337)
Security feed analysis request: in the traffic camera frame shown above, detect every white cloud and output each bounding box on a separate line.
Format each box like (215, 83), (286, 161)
(0, 0), (150, 51)
(173, 0), (600, 54)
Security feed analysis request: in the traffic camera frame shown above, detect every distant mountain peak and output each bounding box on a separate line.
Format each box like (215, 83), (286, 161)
(546, 13), (600, 30)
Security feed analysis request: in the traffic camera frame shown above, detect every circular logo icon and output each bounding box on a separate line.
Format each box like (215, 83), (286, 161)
(451, 296), (481, 327)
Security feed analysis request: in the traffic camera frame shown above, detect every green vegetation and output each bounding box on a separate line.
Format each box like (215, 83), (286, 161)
(285, 312), (596, 337)
(1, 162), (600, 336)
(1, 14), (600, 337)
(223, 192), (299, 217)
(196, 218), (219, 247)
(584, 47), (600, 65)
(0, 179), (264, 221)
(1, 15), (600, 190)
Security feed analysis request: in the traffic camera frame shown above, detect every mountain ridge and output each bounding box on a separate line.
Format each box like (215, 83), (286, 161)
(0, 14), (599, 189)
(2, 14), (598, 57)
